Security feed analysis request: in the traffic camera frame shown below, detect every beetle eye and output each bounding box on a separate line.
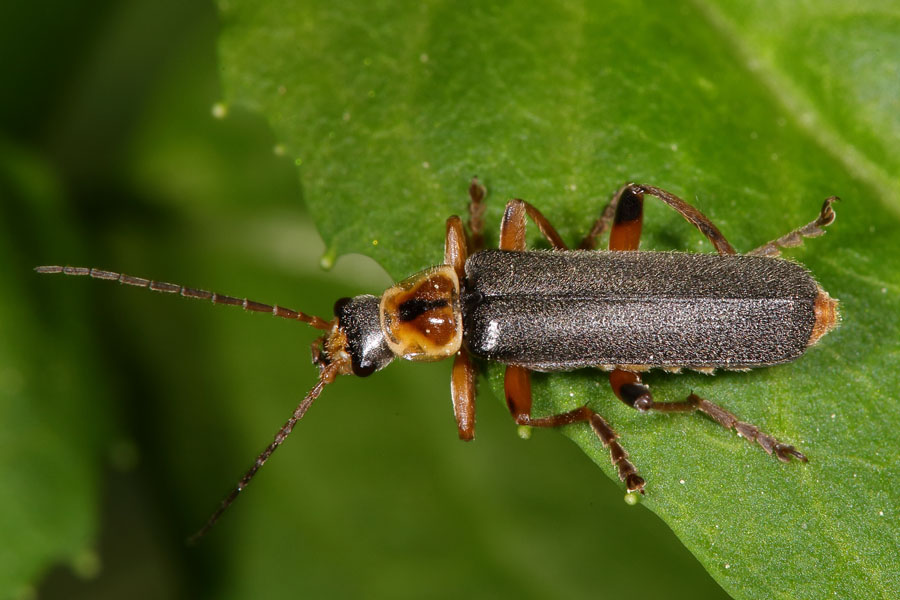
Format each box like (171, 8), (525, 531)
(352, 362), (377, 377)
(333, 297), (351, 317)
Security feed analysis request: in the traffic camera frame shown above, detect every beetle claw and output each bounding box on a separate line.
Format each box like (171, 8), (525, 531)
(774, 444), (808, 463)
(626, 474), (646, 494)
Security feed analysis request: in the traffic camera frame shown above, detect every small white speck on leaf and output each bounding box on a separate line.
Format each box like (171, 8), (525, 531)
(211, 102), (227, 119)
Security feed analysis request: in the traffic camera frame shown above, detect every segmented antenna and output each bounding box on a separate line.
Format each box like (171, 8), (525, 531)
(34, 265), (333, 330)
(187, 360), (343, 544)
(36, 264), (348, 541)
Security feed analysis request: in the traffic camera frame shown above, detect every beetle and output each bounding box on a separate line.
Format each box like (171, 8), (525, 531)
(36, 180), (839, 539)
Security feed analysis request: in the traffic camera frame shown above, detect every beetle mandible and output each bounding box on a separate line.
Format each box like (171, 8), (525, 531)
(36, 180), (839, 539)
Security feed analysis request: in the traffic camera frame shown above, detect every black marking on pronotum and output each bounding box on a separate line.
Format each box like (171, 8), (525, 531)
(35, 180), (839, 542)
(398, 297), (450, 322)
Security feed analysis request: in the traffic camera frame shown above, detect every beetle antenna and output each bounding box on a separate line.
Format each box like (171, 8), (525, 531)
(34, 265), (333, 330)
(187, 360), (344, 544)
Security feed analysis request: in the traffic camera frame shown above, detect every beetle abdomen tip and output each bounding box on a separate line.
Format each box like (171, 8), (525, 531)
(809, 287), (839, 347)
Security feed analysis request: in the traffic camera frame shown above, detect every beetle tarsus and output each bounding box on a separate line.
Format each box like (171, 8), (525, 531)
(697, 397), (808, 463)
(774, 444), (808, 463)
(626, 474), (646, 494)
(589, 413), (645, 493)
(467, 177), (487, 252)
(748, 195), (839, 257)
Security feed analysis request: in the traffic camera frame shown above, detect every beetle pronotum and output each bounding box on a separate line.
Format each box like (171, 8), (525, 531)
(36, 180), (839, 540)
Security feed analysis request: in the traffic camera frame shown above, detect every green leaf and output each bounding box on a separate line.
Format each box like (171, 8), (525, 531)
(0, 141), (110, 598)
(219, 1), (900, 598)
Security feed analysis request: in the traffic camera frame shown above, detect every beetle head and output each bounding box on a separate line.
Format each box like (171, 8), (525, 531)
(313, 294), (395, 377)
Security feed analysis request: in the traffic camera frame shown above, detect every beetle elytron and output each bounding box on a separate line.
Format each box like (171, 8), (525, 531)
(37, 180), (839, 539)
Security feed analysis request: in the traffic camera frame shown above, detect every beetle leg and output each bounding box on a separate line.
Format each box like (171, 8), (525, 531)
(504, 365), (533, 416)
(748, 196), (838, 257)
(448, 190), (479, 440)
(632, 184), (738, 255)
(578, 184), (629, 250)
(467, 177), (487, 252)
(610, 370), (807, 463)
(505, 365), (646, 493)
(609, 369), (653, 405)
(451, 350), (477, 441)
(582, 184), (738, 254)
(445, 215), (468, 282)
(605, 185), (645, 251)
(500, 199), (568, 250)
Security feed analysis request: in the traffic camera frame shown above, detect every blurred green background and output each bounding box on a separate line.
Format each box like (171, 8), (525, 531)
(0, 1), (732, 598)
